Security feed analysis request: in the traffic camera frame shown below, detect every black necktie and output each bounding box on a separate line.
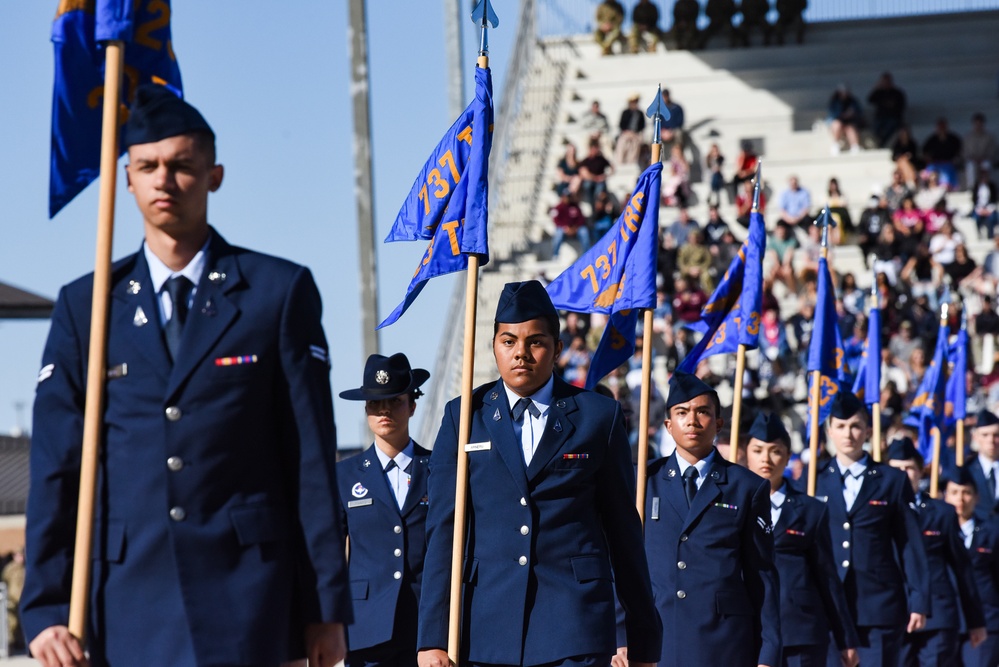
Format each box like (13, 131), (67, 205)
(683, 467), (699, 507)
(164, 276), (193, 360)
(511, 397), (540, 422)
(385, 459), (397, 472)
(989, 467), (997, 498)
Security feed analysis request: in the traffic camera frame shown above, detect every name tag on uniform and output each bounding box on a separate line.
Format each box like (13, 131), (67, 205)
(347, 498), (373, 508)
(651, 497), (660, 521)
(465, 441), (491, 453)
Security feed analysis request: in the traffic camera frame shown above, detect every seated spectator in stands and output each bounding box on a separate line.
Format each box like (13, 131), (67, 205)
(766, 221), (798, 292)
(711, 228), (740, 278)
(889, 321), (921, 371)
(872, 224), (902, 284)
(890, 126), (922, 187)
(839, 272), (865, 316)
(789, 300), (816, 368)
(549, 192), (590, 258)
(558, 334), (592, 387)
(704, 143), (726, 206)
(732, 139), (759, 192)
(703, 204), (730, 247)
(589, 190), (618, 239)
(778, 175), (813, 230)
(973, 169), (999, 239)
(923, 197), (952, 235)
(949, 243), (977, 286)
(593, 0), (625, 55)
(929, 219), (963, 267)
(893, 195), (925, 256)
(740, 0), (773, 46)
(580, 100), (611, 138)
(660, 143), (691, 207)
(578, 140), (613, 204)
(843, 315), (867, 375)
(559, 311), (589, 352)
(901, 243), (942, 310)
(735, 178), (766, 228)
(629, 0), (663, 53)
(555, 142), (582, 197)
(922, 117), (963, 190)
(671, 274), (708, 323)
(797, 223), (825, 286)
(867, 71), (907, 148)
(665, 207), (700, 246)
(904, 347), (929, 397)
(976, 296), (999, 336)
(826, 84), (864, 154)
(827, 177), (853, 234)
(885, 169), (914, 212)
(859, 194), (891, 260)
(668, 0), (700, 50)
(758, 307), (792, 383)
(774, 0), (806, 45)
(657, 89), (686, 155)
(965, 112), (998, 188)
(699, 0), (739, 49)
(678, 229), (714, 291)
(614, 94), (646, 165)
(914, 170), (947, 214)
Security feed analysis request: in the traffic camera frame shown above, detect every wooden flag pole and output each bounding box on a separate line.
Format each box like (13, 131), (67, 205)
(807, 240), (831, 497)
(635, 139), (661, 522)
(957, 420), (965, 467)
(872, 402), (882, 463)
(930, 305), (949, 499)
(68, 40), (124, 644)
(728, 346), (747, 463)
(446, 47), (490, 665)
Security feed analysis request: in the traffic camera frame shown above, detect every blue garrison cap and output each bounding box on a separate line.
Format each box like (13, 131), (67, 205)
(666, 370), (718, 410)
(830, 391), (866, 420)
(885, 436), (922, 465)
(495, 281), (559, 325)
(942, 466), (977, 488)
(747, 412), (790, 447)
(974, 409), (999, 429)
(124, 84), (214, 149)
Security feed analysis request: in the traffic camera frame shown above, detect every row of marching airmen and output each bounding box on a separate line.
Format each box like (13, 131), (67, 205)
(20, 85), (999, 667)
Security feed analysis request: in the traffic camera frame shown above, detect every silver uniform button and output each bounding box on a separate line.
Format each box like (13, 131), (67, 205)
(520, 525), (529, 535)
(167, 456), (184, 472)
(677, 561), (686, 570)
(393, 571), (401, 580)
(394, 525), (402, 534)
(169, 507), (186, 522)
(677, 590), (686, 599)
(518, 556), (528, 566)
(842, 560), (850, 568)
(520, 497), (527, 506)
(842, 541), (850, 549)
(394, 548), (402, 557)
(680, 534), (688, 542)
(165, 406), (182, 421)
(843, 521), (850, 530)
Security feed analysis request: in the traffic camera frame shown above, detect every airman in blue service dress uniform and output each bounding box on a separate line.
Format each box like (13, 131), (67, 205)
(21, 85), (351, 667)
(943, 468), (999, 666)
(962, 410), (999, 520)
(417, 281), (661, 667)
(744, 412), (859, 667)
(638, 371), (781, 667)
(815, 393), (930, 667)
(884, 438), (986, 666)
(337, 353), (431, 667)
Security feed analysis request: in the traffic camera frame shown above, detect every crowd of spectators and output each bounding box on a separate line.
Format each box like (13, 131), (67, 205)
(542, 72), (999, 456)
(593, 0), (808, 54)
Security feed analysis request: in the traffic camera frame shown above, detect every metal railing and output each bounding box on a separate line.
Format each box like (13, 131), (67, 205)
(536, 0), (999, 36)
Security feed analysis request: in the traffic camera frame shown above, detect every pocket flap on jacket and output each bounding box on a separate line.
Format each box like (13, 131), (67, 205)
(571, 555), (612, 582)
(229, 504), (290, 545)
(715, 589), (753, 615)
(92, 521), (125, 563)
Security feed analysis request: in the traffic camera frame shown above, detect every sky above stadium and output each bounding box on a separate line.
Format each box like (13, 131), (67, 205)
(0, 1), (515, 446)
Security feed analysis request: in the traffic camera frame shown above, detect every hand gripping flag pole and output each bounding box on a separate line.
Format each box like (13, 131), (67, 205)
(807, 208), (837, 497)
(634, 86), (667, 521)
(449, 3), (497, 663)
(727, 162), (763, 463)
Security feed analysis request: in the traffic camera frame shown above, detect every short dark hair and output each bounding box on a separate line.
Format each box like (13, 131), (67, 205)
(191, 129), (217, 165)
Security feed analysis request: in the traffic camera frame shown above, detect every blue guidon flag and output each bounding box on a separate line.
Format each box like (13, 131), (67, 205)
(806, 256), (847, 434)
(50, 0), (183, 218)
(545, 162), (662, 388)
(378, 67), (493, 329)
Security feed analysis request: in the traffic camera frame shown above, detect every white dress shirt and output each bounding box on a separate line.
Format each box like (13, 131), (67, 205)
(503, 375), (554, 466)
(676, 448), (716, 491)
(837, 456), (868, 512)
(144, 239), (209, 327)
(961, 518), (976, 550)
(770, 484), (787, 527)
(374, 440), (415, 509)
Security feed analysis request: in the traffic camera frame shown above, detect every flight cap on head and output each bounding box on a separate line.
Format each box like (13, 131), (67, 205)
(943, 466), (976, 488)
(124, 83), (214, 149)
(974, 409), (999, 429)
(495, 281), (559, 326)
(830, 391), (866, 421)
(885, 436), (921, 465)
(747, 412), (790, 447)
(339, 353), (429, 401)
(666, 371), (717, 410)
